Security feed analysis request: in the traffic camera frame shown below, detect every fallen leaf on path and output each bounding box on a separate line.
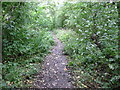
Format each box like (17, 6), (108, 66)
(47, 63), (49, 65)
(62, 63), (65, 65)
(64, 68), (67, 71)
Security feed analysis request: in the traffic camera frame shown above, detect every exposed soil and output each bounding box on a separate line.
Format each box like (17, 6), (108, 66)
(34, 32), (74, 88)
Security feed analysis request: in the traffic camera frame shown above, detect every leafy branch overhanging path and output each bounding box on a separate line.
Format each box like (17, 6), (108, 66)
(34, 32), (74, 88)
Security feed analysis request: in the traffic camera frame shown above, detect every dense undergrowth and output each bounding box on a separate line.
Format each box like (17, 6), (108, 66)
(56, 28), (119, 88)
(1, 1), (120, 88)
(2, 2), (54, 88)
(2, 31), (54, 88)
(56, 2), (120, 88)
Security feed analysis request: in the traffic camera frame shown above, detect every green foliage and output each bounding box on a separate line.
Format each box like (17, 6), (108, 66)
(2, 30), (54, 88)
(56, 2), (119, 88)
(2, 2), (54, 88)
(2, 1), (120, 88)
(2, 2), (55, 62)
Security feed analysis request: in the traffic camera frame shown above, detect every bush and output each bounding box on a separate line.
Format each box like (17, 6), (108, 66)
(2, 2), (54, 88)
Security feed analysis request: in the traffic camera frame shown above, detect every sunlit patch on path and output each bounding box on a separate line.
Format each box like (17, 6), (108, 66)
(34, 32), (73, 88)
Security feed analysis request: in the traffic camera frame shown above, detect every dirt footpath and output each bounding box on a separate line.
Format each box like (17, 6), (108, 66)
(34, 32), (73, 88)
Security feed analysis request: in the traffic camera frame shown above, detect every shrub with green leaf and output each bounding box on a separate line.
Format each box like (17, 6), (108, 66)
(56, 2), (119, 88)
(2, 2), (54, 88)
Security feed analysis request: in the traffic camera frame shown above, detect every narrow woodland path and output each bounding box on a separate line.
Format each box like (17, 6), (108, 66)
(34, 32), (73, 88)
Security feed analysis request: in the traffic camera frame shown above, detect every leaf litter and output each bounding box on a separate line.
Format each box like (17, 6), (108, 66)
(33, 32), (74, 88)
